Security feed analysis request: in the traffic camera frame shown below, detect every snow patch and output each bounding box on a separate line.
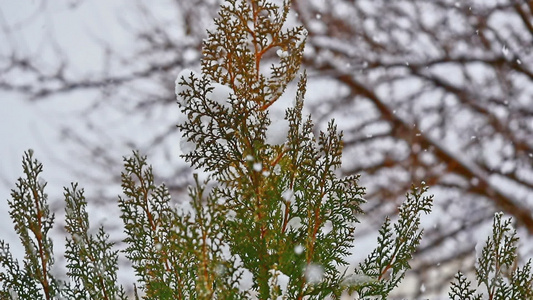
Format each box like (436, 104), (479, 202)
(209, 82), (233, 109)
(276, 49), (289, 58)
(268, 268), (290, 297)
(282, 188), (295, 202)
(176, 200), (195, 218)
(226, 209), (236, 220)
(265, 95), (293, 145)
(273, 164), (282, 175)
(239, 268), (254, 291)
(277, 272), (290, 295)
(179, 133), (195, 155)
(321, 220), (333, 235)
(340, 273), (376, 287)
(304, 263), (324, 284)
(287, 217), (302, 231)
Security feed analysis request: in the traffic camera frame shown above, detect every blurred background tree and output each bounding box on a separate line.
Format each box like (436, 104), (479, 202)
(1, 0), (532, 298)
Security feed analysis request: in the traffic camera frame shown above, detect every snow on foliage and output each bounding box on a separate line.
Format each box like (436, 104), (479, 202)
(208, 82), (233, 109)
(265, 94), (293, 145)
(305, 263), (324, 284)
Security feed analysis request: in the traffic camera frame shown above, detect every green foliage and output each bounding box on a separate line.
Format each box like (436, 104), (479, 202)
(0, 150), (61, 300)
(1, 1), (532, 299)
(347, 186), (433, 298)
(64, 182), (127, 299)
(448, 272), (481, 300)
(177, 0), (363, 297)
(201, 0), (304, 106)
(119, 152), (242, 299)
(0, 150), (127, 300)
(448, 213), (533, 300)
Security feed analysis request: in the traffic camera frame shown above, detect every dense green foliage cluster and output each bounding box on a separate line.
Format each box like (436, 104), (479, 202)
(1, 1), (531, 299)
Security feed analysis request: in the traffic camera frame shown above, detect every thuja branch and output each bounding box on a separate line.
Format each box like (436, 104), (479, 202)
(7, 150), (58, 299)
(2, 1), (532, 300)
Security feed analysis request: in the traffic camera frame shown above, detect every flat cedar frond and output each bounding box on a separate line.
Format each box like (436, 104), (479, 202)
(63, 183), (127, 299)
(119, 151), (176, 297)
(120, 151), (198, 299)
(0, 240), (42, 299)
(448, 272), (481, 300)
(179, 0), (364, 297)
(351, 185), (433, 298)
(475, 213), (532, 299)
(2, 150), (63, 299)
(506, 260), (533, 299)
(120, 152), (243, 299)
(448, 213), (533, 299)
(202, 0), (305, 106)
(187, 175), (245, 299)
